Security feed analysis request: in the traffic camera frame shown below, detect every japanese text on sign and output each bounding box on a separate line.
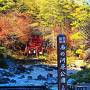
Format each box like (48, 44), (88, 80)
(57, 34), (67, 90)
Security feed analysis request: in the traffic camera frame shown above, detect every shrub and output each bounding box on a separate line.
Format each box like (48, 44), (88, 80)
(70, 68), (90, 83)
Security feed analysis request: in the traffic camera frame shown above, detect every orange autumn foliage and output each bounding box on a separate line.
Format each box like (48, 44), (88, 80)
(0, 12), (33, 46)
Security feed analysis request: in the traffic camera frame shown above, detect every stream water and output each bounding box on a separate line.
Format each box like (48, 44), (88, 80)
(0, 58), (58, 90)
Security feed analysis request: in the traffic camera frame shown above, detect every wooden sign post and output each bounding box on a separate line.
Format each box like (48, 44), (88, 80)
(57, 34), (67, 90)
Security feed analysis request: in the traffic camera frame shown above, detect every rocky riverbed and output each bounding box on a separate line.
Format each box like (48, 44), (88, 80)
(0, 59), (79, 90)
(0, 60), (58, 89)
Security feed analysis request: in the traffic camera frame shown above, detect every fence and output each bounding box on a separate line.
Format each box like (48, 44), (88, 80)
(68, 85), (87, 90)
(77, 86), (87, 90)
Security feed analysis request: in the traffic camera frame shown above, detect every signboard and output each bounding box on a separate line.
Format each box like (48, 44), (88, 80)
(57, 34), (67, 90)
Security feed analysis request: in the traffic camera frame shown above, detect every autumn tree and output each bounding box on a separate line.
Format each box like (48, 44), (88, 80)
(21, 0), (90, 48)
(0, 12), (33, 52)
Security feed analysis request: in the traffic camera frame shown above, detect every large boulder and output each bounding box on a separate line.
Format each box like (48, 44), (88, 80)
(37, 75), (46, 80)
(67, 78), (77, 85)
(17, 64), (26, 73)
(0, 77), (10, 84)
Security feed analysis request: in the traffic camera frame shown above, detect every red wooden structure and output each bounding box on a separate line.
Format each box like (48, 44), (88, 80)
(25, 35), (45, 57)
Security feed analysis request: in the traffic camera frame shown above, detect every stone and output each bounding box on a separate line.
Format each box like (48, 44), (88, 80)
(80, 66), (86, 70)
(0, 77), (10, 84)
(47, 72), (53, 78)
(67, 78), (77, 85)
(45, 67), (53, 71)
(18, 75), (25, 79)
(37, 75), (46, 80)
(28, 76), (32, 80)
(10, 79), (16, 83)
(1, 70), (14, 77)
(17, 65), (26, 73)
(27, 67), (33, 71)
(14, 70), (21, 74)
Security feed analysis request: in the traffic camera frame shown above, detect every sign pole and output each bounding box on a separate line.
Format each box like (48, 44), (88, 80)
(57, 34), (67, 90)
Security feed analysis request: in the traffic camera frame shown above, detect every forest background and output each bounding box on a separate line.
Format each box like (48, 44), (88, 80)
(0, 0), (90, 66)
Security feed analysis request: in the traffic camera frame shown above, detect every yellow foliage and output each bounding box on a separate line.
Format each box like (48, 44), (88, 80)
(75, 60), (86, 66)
(71, 32), (84, 40)
(79, 51), (86, 60)
(46, 48), (57, 64)
(76, 49), (83, 54)
(30, 23), (39, 27)
(80, 45), (85, 49)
